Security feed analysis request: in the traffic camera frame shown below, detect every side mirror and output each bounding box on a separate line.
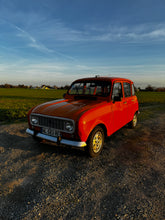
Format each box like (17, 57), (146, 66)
(113, 96), (122, 103)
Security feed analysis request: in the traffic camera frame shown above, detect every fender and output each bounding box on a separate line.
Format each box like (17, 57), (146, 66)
(77, 102), (112, 142)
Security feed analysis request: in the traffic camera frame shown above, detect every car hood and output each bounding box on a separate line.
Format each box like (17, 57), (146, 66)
(31, 98), (106, 120)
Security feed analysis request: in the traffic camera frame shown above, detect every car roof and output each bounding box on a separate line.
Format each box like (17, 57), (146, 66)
(72, 76), (133, 84)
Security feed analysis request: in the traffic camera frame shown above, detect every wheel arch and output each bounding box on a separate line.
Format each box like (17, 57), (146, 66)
(88, 123), (107, 141)
(136, 110), (140, 115)
(97, 123), (107, 137)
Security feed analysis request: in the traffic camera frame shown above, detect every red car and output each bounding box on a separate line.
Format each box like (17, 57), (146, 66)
(26, 77), (139, 157)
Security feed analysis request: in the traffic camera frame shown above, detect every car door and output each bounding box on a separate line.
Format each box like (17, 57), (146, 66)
(111, 82), (126, 132)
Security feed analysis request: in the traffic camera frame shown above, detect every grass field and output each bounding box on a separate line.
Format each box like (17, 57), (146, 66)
(0, 88), (66, 122)
(0, 88), (165, 123)
(136, 91), (165, 104)
(136, 92), (165, 121)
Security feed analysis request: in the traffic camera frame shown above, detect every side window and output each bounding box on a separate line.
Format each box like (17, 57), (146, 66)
(123, 82), (131, 97)
(112, 83), (123, 100)
(132, 84), (135, 96)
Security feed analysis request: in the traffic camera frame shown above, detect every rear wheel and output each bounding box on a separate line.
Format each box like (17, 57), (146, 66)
(128, 113), (137, 128)
(87, 126), (104, 157)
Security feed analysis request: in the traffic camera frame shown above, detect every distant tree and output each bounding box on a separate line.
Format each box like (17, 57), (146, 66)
(156, 87), (165, 92)
(18, 84), (28, 88)
(4, 84), (13, 88)
(63, 85), (70, 90)
(145, 85), (155, 91)
(53, 85), (58, 89)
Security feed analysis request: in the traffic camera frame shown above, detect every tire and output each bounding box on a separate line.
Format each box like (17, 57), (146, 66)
(87, 126), (104, 157)
(128, 113), (137, 129)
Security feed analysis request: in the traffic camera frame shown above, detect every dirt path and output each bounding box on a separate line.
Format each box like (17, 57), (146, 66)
(0, 113), (165, 220)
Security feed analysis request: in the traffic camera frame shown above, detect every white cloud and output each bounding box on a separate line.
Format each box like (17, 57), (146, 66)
(147, 28), (165, 38)
(1, 59), (165, 87)
(14, 24), (55, 54)
(15, 26), (36, 43)
(85, 24), (165, 43)
(2, 4), (165, 51)
(28, 43), (54, 53)
(31, 20), (165, 43)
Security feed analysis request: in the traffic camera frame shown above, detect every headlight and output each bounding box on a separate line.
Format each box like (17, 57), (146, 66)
(31, 115), (39, 125)
(65, 121), (73, 132)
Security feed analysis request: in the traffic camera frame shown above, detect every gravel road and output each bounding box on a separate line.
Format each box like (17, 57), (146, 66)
(0, 113), (165, 220)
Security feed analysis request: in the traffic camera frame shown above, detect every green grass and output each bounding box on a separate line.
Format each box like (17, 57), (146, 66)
(0, 89), (165, 123)
(0, 88), (66, 123)
(136, 91), (165, 104)
(136, 91), (165, 121)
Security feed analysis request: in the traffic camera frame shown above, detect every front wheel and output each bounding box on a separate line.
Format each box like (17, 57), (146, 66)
(128, 113), (137, 128)
(87, 126), (104, 157)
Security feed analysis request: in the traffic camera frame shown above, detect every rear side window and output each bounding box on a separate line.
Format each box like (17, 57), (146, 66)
(123, 82), (131, 97)
(132, 84), (135, 96)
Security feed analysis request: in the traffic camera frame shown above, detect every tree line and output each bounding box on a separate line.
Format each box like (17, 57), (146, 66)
(138, 85), (165, 92)
(0, 83), (164, 92)
(0, 84), (70, 89)
(0, 84), (30, 88)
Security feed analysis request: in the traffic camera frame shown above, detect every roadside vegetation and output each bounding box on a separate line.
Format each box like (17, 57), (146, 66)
(0, 88), (165, 123)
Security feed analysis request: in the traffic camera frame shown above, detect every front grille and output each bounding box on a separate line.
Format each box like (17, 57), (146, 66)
(38, 116), (64, 130)
(31, 114), (75, 133)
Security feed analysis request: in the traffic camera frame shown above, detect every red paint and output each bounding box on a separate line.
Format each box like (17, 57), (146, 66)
(27, 77), (139, 143)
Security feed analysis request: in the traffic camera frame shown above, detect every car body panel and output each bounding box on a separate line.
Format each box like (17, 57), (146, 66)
(31, 99), (109, 122)
(26, 76), (139, 149)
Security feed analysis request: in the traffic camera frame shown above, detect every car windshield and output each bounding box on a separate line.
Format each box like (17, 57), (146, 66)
(68, 81), (111, 97)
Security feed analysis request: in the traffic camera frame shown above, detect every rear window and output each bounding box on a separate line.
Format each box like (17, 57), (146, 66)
(123, 82), (131, 97)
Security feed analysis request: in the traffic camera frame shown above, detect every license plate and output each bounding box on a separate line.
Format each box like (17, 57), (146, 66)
(42, 127), (60, 137)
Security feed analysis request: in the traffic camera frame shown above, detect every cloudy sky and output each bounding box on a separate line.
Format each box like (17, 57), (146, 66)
(0, 0), (165, 87)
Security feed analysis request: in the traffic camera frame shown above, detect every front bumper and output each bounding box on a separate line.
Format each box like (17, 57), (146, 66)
(26, 128), (87, 148)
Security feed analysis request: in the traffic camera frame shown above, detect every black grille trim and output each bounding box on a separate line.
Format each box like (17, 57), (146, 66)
(39, 117), (64, 130)
(30, 114), (75, 133)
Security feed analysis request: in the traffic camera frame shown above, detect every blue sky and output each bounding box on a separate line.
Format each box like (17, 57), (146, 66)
(0, 0), (165, 88)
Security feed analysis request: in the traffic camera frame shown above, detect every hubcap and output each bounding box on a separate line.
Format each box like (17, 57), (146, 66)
(133, 115), (137, 127)
(92, 131), (103, 153)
